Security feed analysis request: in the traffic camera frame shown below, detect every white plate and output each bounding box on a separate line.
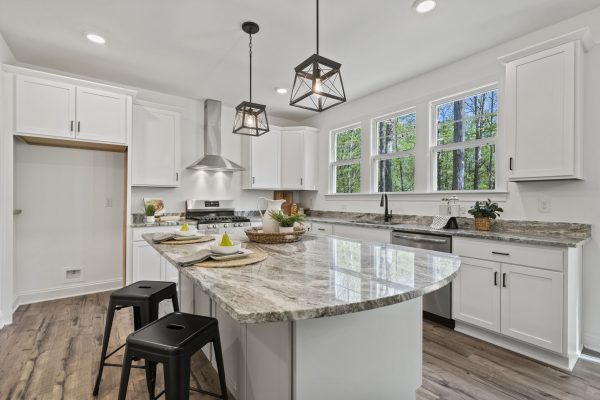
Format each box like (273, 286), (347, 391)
(174, 229), (198, 237)
(210, 242), (242, 255)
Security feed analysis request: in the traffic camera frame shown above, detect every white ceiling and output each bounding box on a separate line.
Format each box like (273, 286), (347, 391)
(1, 0), (599, 121)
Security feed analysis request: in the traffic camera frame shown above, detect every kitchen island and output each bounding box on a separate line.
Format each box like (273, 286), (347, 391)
(143, 230), (461, 400)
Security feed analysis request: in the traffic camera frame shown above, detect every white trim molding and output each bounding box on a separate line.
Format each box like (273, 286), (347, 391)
(324, 190), (509, 202)
(14, 278), (121, 307)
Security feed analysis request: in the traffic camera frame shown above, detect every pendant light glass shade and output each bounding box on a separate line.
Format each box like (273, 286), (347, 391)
(290, 0), (346, 112)
(233, 22), (269, 137)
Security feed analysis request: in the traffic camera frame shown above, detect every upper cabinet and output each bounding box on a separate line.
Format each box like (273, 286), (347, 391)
(242, 126), (318, 190)
(500, 29), (594, 181)
(8, 66), (135, 147)
(131, 103), (181, 187)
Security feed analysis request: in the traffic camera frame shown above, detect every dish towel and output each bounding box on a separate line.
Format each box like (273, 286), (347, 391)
(152, 233), (176, 243)
(177, 249), (251, 267)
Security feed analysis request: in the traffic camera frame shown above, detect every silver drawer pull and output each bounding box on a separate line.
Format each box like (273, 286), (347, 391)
(317, 228), (326, 231)
(492, 251), (510, 256)
(392, 234), (448, 244)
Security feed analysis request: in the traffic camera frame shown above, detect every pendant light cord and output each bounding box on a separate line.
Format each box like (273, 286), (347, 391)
(249, 33), (253, 102)
(316, 0), (319, 55)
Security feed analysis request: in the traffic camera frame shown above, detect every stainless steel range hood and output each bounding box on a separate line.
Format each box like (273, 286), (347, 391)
(187, 99), (245, 172)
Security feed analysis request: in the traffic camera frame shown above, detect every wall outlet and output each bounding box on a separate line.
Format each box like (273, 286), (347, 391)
(538, 198), (551, 213)
(105, 197), (113, 208)
(64, 268), (83, 282)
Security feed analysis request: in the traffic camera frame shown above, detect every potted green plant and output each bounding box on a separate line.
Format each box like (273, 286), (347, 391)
(468, 199), (503, 231)
(145, 203), (157, 224)
(268, 210), (305, 233)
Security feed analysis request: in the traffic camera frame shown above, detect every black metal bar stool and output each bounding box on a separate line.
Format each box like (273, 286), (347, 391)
(93, 281), (179, 397)
(117, 312), (228, 400)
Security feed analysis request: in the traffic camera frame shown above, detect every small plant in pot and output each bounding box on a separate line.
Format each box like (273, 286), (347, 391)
(468, 199), (503, 231)
(268, 211), (305, 233)
(145, 203), (156, 224)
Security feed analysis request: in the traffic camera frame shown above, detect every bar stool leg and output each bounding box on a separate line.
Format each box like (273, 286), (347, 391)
(164, 356), (191, 400)
(212, 333), (229, 400)
(139, 305), (156, 399)
(171, 293), (180, 312)
(93, 299), (116, 396)
(117, 349), (134, 400)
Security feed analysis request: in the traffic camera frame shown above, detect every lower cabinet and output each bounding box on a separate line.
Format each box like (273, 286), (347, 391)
(132, 233), (179, 284)
(452, 237), (581, 370)
(332, 224), (391, 243)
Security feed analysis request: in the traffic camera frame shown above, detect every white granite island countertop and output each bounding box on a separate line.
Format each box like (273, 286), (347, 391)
(143, 230), (461, 324)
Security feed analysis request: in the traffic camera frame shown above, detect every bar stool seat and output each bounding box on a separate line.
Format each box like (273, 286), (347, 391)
(118, 312), (228, 400)
(93, 281), (179, 397)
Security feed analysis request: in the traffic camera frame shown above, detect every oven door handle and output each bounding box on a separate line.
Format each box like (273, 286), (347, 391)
(392, 233), (448, 244)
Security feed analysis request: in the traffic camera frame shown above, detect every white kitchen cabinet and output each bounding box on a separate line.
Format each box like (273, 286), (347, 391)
(246, 128), (281, 189)
(241, 126), (318, 190)
(132, 241), (162, 281)
(500, 264), (563, 353)
(500, 32), (593, 181)
(332, 224), (391, 244)
(452, 236), (582, 370)
(280, 127), (318, 190)
(132, 104), (181, 187)
(308, 222), (333, 236)
(76, 87), (127, 144)
(452, 257), (501, 332)
(15, 75), (76, 138)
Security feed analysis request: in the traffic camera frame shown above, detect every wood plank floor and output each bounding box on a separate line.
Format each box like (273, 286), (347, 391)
(1, 292), (599, 399)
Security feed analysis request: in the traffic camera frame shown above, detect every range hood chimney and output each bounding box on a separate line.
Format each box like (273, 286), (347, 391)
(187, 99), (245, 172)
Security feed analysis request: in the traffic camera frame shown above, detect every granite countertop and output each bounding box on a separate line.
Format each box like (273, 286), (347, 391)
(142, 230), (461, 324)
(303, 213), (591, 248)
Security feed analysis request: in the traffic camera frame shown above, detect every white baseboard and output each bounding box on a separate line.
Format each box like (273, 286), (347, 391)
(15, 278), (121, 306)
(583, 333), (600, 353)
(455, 322), (579, 371)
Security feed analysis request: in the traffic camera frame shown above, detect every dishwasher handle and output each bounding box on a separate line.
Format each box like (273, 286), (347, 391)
(392, 233), (448, 244)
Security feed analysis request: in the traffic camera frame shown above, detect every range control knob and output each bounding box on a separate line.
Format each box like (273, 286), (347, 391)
(223, 223), (229, 228)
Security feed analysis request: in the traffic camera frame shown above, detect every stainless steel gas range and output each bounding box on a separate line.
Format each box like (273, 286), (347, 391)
(186, 199), (252, 234)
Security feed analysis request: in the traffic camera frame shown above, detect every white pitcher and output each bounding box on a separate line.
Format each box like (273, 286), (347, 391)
(257, 197), (286, 233)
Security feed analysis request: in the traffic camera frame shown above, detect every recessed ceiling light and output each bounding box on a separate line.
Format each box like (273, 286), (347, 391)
(275, 88), (288, 94)
(413, 0), (436, 13)
(86, 33), (106, 44)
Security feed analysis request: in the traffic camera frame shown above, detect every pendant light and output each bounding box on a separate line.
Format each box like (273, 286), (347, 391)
(233, 21), (270, 136)
(289, 0), (346, 112)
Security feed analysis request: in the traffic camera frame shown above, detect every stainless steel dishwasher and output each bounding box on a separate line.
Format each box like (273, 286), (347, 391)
(391, 230), (454, 328)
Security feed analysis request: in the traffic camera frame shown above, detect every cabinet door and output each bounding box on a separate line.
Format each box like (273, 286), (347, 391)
(452, 257), (501, 332)
(161, 257), (179, 284)
(500, 264), (563, 353)
(281, 131), (305, 189)
(16, 75), (76, 138)
(251, 129), (280, 188)
(132, 241), (162, 282)
(506, 42), (577, 180)
(76, 87), (127, 144)
(132, 105), (180, 186)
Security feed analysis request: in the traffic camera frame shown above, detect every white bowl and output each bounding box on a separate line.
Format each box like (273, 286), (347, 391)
(210, 242), (242, 255)
(174, 228), (198, 237)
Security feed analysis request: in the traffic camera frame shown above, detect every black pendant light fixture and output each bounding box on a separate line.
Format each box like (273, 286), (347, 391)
(289, 0), (346, 112)
(233, 21), (270, 136)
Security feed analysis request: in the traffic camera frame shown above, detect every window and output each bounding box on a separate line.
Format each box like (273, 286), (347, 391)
(373, 110), (416, 192)
(432, 87), (498, 191)
(331, 125), (361, 193)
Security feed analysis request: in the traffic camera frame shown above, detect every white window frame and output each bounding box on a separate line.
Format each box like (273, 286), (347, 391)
(371, 108), (417, 193)
(329, 123), (362, 194)
(430, 83), (499, 192)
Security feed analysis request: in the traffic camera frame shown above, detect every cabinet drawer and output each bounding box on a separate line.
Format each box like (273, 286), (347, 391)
(310, 222), (333, 236)
(453, 237), (564, 272)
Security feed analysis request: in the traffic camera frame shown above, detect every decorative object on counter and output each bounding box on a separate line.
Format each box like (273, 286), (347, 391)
(257, 197), (286, 233)
(233, 21), (270, 137)
(268, 210), (305, 233)
(209, 233), (243, 255)
(274, 191), (294, 215)
(430, 216), (458, 230)
(291, 203), (298, 215)
(177, 248), (255, 267)
(143, 198), (165, 216)
(245, 226), (306, 244)
(158, 215), (181, 222)
(196, 249), (268, 268)
(289, 0), (346, 112)
(468, 199), (504, 231)
(144, 203), (156, 223)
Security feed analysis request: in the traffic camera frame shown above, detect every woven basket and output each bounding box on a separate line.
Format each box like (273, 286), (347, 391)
(245, 227), (306, 244)
(474, 217), (492, 231)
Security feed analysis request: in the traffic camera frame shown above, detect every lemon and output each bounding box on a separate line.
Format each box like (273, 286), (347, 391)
(181, 223), (189, 232)
(220, 233), (234, 247)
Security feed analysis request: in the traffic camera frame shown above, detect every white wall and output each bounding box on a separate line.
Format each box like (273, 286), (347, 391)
(0, 32), (15, 327)
(13, 141), (124, 303)
(129, 89), (295, 213)
(299, 8), (600, 351)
